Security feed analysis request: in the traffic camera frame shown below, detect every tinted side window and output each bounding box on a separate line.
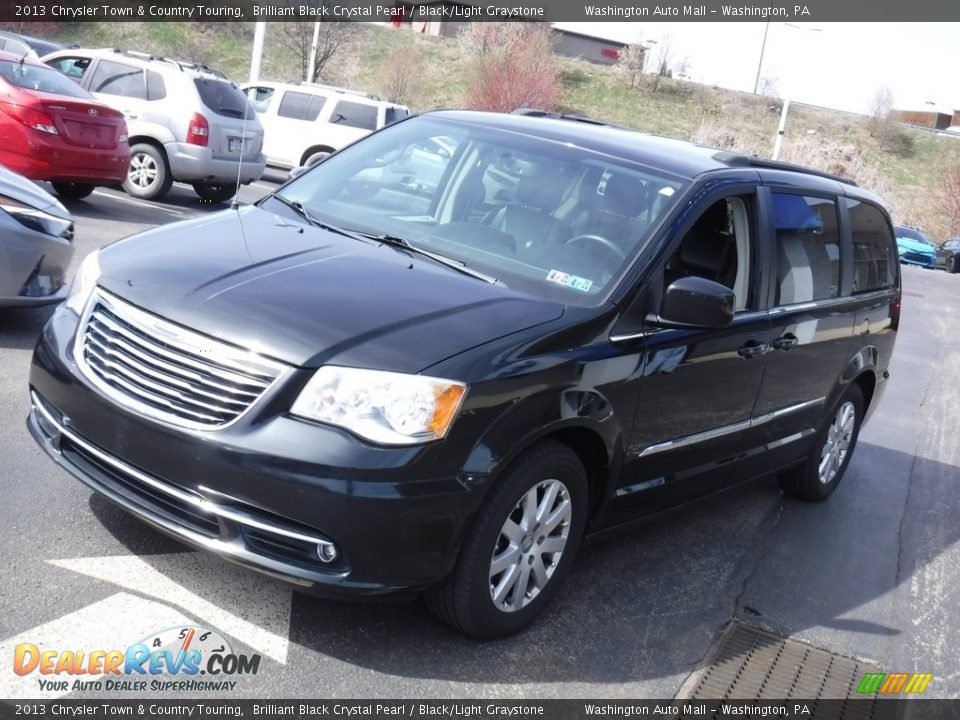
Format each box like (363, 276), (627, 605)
(773, 193), (840, 305)
(384, 106), (409, 126)
(330, 100), (377, 130)
(146, 71), (166, 101)
(848, 199), (896, 293)
(88, 60), (146, 99)
(277, 91), (325, 121)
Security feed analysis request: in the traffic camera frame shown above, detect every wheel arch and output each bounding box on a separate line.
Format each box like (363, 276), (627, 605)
(300, 145), (336, 167)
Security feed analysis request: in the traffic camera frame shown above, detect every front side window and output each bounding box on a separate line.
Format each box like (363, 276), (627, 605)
(88, 60), (145, 99)
(773, 193), (840, 305)
(270, 116), (687, 307)
(663, 195), (755, 311)
(848, 199), (896, 293)
(45, 56), (90, 81)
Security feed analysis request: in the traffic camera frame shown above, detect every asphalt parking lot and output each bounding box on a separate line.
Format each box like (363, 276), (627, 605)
(1, 179), (958, 699)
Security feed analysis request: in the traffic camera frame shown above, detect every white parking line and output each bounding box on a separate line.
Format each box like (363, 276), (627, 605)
(92, 190), (187, 216)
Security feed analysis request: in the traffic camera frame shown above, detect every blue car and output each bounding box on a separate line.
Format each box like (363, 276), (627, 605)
(895, 225), (937, 267)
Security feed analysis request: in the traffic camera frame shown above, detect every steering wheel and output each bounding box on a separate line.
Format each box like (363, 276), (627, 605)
(565, 233), (626, 261)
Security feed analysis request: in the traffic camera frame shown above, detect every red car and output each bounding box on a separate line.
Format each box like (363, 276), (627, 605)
(0, 50), (128, 199)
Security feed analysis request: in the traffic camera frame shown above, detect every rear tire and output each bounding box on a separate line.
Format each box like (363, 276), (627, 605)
(51, 182), (95, 200)
(426, 439), (587, 639)
(123, 143), (172, 201)
(192, 182), (236, 203)
(779, 384), (863, 501)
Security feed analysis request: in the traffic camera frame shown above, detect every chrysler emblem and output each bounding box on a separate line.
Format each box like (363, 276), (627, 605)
(87, 108), (98, 117)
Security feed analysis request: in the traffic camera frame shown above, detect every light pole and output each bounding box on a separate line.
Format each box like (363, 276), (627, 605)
(642, 39), (658, 75)
(752, 22), (771, 95)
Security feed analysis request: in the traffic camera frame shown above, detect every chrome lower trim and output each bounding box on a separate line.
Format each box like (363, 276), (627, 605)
(637, 396), (825, 457)
(31, 391), (336, 555)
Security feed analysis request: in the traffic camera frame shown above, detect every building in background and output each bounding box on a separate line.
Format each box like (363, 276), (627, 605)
(891, 105), (954, 130)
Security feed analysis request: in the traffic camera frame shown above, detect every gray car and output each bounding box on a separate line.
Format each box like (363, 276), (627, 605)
(0, 165), (74, 307)
(42, 48), (265, 203)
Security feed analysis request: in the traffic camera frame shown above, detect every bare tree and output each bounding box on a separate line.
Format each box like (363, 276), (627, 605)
(379, 45), (423, 106)
(757, 75), (779, 98)
(866, 85), (896, 148)
(278, 21), (360, 83)
(932, 166), (960, 237)
(652, 36), (672, 92)
(460, 23), (560, 113)
(617, 42), (647, 90)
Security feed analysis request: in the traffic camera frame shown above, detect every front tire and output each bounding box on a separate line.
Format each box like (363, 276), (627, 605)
(780, 384), (863, 501)
(123, 143), (172, 200)
(426, 439), (588, 639)
(51, 182), (95, 200)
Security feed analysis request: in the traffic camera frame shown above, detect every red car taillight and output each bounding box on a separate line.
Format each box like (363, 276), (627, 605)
(187, 112), (209, 147)
(0, 101), (59, 135)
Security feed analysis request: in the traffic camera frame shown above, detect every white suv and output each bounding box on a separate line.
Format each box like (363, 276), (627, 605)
(42, 49), (265, 202)
(242, 81), (409, 170)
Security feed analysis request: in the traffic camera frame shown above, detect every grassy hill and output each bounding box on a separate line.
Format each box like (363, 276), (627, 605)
(30, 21), (960, 239)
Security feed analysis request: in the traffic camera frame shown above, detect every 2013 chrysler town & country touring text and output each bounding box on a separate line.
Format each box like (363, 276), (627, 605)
(28, 111), (900, 639)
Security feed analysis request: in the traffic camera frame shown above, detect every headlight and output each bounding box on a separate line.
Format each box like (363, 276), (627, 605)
(65, 250), (101, 315)
(290, 366), (467, 445)
(0, 195), (72, 239)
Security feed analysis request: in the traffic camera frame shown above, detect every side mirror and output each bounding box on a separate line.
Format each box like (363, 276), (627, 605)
(651, 276), (735, 329)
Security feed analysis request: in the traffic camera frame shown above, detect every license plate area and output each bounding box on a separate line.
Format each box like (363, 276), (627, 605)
(228, 137), (244, 153)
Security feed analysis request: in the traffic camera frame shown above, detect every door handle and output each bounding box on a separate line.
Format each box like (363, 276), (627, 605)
(771, 333), (799, 351)
(737, 340), (768, 359)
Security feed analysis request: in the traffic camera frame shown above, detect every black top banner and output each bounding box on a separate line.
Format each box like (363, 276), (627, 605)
(1, 0), (959, 23)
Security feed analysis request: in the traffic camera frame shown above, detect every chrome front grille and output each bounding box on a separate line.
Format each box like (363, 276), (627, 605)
(77, 290), (285, 430)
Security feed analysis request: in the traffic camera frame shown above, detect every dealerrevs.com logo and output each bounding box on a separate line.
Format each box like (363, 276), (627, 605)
(13, 626), (261, 693)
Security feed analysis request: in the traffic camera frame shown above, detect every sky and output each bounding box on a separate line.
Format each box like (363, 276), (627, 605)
(554, 22), (960, 116)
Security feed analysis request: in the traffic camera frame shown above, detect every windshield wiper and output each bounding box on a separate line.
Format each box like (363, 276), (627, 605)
(358, 231), (503, 286)
(271, 194), (375, 244)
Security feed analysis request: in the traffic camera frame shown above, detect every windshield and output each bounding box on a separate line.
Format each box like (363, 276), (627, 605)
(273, 116), (686, 306)
(895, 226), (931, 245)
(0, 59), (94, 99)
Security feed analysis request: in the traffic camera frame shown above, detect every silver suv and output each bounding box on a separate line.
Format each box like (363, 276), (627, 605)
(42, 49), (265, 202)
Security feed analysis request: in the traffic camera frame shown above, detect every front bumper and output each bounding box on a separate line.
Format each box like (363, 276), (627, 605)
(899, 252), (936, 267)
(164, 142), (266, 184)
(28, 307), (486, 598)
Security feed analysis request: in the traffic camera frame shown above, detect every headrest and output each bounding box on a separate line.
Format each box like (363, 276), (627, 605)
(603, 174), (646, 216)
(515, 175), (562, 210)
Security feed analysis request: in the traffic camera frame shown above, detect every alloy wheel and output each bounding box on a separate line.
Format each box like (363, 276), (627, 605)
(819, 400), (856, 485)
(128, 152), (159, 190)
(488, 479), (571, 612)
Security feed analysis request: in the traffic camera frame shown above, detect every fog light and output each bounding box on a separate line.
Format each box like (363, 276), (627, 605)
(317, 543), (338, 563)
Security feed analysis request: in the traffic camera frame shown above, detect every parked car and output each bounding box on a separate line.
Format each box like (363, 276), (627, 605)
(0, 50), (128, 199)
(0, 30), (64, 59)
(894, 225), (937, 267)
(241, 81), (409, 170)
(935, 237), (960, 273)
(28, 111), (900, 639)
(0, 164), (73, 307)
(41, 48), (265, 202)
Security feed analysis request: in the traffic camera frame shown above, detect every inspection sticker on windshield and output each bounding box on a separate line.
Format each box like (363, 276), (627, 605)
(546, 270), (593, 292)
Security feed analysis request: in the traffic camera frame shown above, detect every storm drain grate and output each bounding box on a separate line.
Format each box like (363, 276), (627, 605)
(678, 622), (901, 719)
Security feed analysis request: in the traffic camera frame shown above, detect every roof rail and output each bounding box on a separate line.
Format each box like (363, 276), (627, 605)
(108, 48), (226, 78)
(296, 81), (387, 102)
(714, 152), (858, 187)
(511, 108), (625, 129)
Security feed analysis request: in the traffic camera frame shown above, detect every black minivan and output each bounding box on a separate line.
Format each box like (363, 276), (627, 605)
(28, 111), (899, 638)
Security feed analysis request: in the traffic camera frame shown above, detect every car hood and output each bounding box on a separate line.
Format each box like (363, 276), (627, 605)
(96, 205), (564, 372)
(896, 237), (935, 255)
(0, 164), (70, 217)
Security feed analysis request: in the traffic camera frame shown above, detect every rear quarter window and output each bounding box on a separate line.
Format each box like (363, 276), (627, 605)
(848, 199), (896, 293)
(329, 100), (377, 130)
(193, 78), (254, 119)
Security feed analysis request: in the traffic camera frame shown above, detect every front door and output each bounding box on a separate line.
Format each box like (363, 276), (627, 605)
(612, 191), (772, 521)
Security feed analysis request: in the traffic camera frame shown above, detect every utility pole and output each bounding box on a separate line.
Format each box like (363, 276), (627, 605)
(249, 22), (266, 84)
